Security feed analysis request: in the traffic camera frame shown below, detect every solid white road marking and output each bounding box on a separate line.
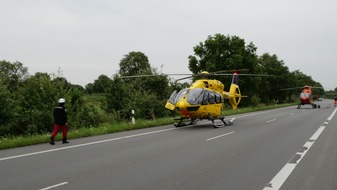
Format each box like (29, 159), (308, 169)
(0, 128), (177, 162)
(263, 107), (337, 190)
(39, 182), (68, 190)
(206, 131), (235, 141)
(266, 119), (277, 123)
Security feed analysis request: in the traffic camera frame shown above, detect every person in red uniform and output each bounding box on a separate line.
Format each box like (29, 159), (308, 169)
(49, 98), (69, 145)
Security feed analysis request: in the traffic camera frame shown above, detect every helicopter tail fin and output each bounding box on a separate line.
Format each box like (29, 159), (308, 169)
(231, 72), (239, 85)
(223, 73), (242, 110)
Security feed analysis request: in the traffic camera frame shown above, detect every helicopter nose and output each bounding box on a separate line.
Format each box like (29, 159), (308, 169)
(176, 100), (190, 116)
(176, 100), (187, 110)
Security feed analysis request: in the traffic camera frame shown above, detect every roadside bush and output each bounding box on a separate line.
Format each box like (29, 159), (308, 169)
(250, 95), (260, 107)
(71, 105), (105, 128)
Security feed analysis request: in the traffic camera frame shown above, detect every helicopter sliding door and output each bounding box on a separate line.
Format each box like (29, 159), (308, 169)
(205, 90), (223, 117)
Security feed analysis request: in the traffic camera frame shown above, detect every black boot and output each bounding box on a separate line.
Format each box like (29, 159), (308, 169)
(49, 137), (55, 145)
(62, 137), (69, 144)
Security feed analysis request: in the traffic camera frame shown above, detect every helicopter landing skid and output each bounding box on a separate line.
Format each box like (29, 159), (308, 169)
(174, 118), (197, 127)
(174, 121), (187, 127)
(210, 116), (232, 128)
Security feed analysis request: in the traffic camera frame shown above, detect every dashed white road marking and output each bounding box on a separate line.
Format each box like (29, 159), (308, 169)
(263, 107), (337, 190)
(206, 131), (235, 141)
(39, 182), (68, 190)
(266, 119), (277, 123)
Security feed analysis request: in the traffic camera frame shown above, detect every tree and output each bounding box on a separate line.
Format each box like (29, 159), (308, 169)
(17, 72), (57, 134)
(113, 51), (173, 119)
(52, 76), (71, 97)
(130, 75), (171, 99)
(291, 70), (316, 87)
(188, 34), (260, 106)
(91, 75), (112, 94)
(85, 83), (94, 94)
(258, 53), (292, 103)
(0, 85), (15, 135)
(0, 61), (112, 136)
(0, 61), (29, 136)
(0, 60), (29, 92)
(106, 76), (131, 119)
(188, 34), (258, 74)
(119, 51), (152, 76)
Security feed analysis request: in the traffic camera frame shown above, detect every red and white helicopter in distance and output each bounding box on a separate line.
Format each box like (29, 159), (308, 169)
(281, 85), (323, 109)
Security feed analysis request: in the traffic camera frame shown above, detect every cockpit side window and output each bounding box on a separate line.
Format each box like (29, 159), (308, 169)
(168, 90), (177, 104)
(202, 90), (209, 105)
(209, 91), (215, 104)
(215, 93), (222, 103)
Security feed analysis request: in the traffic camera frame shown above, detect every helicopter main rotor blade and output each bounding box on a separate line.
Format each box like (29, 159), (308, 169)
(279, 86), (324, 91)
(214, 73), (273, 77)
(211, 69), (250, 74)
(175, 75), (194, 82)
(118, 73), (191, 78)
(119, 75), (161, 78)
(279, 87), (303, 91)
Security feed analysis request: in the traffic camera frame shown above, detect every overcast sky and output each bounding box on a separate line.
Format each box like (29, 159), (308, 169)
(1, 0), (336, 89)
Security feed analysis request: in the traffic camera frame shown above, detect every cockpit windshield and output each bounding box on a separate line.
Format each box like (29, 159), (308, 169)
(186, 88), (204, 105)
(175, 88), (188, 103)
(168, 88), (188, 104)
(300, 93), (310, 99)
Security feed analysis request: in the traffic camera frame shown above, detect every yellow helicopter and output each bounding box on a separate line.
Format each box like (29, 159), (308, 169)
(165, 71), (243, 128)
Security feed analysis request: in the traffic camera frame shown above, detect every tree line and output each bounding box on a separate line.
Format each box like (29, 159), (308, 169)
(0, 34), (327, 137)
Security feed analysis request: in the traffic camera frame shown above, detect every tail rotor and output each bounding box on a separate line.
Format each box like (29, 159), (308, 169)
(224, 73), (242, 110)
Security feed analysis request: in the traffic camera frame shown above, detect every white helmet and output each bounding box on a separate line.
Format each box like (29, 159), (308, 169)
(58, 98), (66, 103)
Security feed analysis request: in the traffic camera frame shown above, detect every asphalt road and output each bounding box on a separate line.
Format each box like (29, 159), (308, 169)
(1, 100), (337, 190)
